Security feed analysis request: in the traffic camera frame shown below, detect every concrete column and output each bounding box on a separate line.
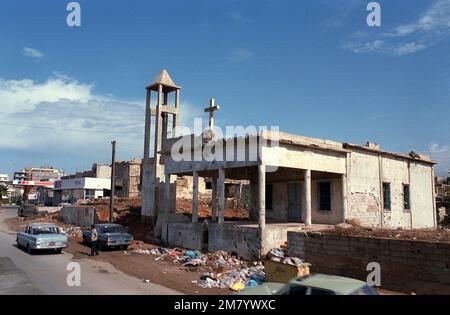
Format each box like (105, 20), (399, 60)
(431, 167), (437, 229)
(141, 89), (152, 221)
(155, 173), (171, 239)
(161, 173), (172, 244)
(192, 171), (199, 223)
(258, 164), (266, 257)
(164, 174), (171, 214)
(218, 168), (225, 225)
(173, 89), (179, 136)
(341, 174), (348, 223)
(154, 84), (163, 160)
(304, 169), (312, 226)
(211, 174), (217, 222)
(249, 175), (258, 221)
(162, 92), (168, 149)
(143, 89), (151, 161)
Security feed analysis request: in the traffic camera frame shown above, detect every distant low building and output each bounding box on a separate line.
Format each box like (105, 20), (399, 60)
(436, 176), (450, 219)
(0, 174), (9, 183)
(14, 166), (62, 181)
(61, 163), (111, 180)
(115, 159), (141, 198)
(53, 177), (111, 205)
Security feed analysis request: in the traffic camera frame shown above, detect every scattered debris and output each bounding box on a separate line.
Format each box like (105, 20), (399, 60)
(325, 226), (450, 243)
(124, 245), (310, 291)
(125, 246), (267, 290)
(267, 248), (307, 267)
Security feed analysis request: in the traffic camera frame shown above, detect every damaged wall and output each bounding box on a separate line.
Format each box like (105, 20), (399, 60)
(176, 176), (209, 199)
(347, 149), (435, 229)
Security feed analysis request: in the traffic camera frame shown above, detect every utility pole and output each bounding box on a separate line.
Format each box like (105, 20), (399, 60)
(109, 140), (116, 223)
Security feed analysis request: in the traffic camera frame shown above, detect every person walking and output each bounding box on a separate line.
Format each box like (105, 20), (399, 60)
(90, 224), (99, 256)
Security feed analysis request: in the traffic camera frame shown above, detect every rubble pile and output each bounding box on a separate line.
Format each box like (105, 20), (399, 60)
(266, 248), (308, 267)
(125, 246), (266, 291)
(125, 245), (309, 291)
(62, 225), (83, 239)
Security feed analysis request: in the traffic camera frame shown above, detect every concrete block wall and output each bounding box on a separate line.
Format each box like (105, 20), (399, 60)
(166, 222), (203, 250)
(287, 231), (450, 294)
(60, 206), (98, 227)
(208, 224), (260, 260)
(165, 222), (261, 260)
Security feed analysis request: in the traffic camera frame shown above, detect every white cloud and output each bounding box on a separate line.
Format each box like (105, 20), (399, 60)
(227, 48), (254, 63)
(343, 0), (450, 55)
(0, 76), (143, 158)
(228, 11), (252, 23)
(394, 42), (427, 55)
(0, 75), (92, 114)
(22, 47), (44, 59)
(0, 75), (202, 169)
(429, 142), (450, 176)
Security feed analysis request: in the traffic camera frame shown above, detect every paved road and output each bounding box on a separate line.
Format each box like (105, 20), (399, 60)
(0, 206), (180, 295)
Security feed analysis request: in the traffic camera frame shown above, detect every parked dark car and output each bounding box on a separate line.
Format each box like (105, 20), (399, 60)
(82, 223), (133, 250)
(17, 204), (38, 217)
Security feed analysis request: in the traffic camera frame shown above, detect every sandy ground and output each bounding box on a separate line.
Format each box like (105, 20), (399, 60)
(5, 215), (227, 295)
(319, 225), (450, 242)
(65, 240), (228, 295)
(0, 207), (179, 295)
(5, 215), (407, 295)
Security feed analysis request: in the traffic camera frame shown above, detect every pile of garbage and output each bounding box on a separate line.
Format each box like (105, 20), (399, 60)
(125, 245), (309, 291)
(126, 246), (265, 291)
(267, 248), (308, 267)
(196, 251), (265, 290)
(60, 225), (83, 239)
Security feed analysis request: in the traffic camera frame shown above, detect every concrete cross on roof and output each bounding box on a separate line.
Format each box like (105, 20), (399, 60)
(204, 98), (220, 129)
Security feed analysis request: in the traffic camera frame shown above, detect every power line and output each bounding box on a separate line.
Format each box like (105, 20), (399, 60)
(0, 121), (144, 135)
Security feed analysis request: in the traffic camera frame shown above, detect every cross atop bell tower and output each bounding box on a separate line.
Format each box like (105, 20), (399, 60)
(204, 98), (220, 129)
(142, 69), (180, 224)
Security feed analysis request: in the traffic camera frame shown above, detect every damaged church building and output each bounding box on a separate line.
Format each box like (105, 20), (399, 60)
(141, 70), (437, 259)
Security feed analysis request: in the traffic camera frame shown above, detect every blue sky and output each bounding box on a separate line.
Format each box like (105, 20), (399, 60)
(0, 0), (449, 176)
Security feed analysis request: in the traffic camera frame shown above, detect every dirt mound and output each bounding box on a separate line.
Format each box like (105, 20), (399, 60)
(176, 197), (249, 220)
(322, 225), (450, 243)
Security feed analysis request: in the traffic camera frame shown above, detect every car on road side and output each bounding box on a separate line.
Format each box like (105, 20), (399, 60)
(237, 274), (379, 295)
(82, 223), (133, 250)
(16, 223), (68, 254)
(17, 203), (38, 218)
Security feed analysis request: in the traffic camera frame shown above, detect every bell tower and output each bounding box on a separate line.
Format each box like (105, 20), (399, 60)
(141, 69), (180, 224)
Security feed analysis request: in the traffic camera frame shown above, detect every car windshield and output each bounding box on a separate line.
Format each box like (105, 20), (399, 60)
(101, 226), (126, 234)
(32, 227), (59, 234)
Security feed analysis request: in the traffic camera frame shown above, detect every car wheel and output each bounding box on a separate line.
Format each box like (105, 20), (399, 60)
(26, 244), (33, 255)
(97, 242), (103, 251)
(122, 245), (129, 250)
(55, 248), (62, 254)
